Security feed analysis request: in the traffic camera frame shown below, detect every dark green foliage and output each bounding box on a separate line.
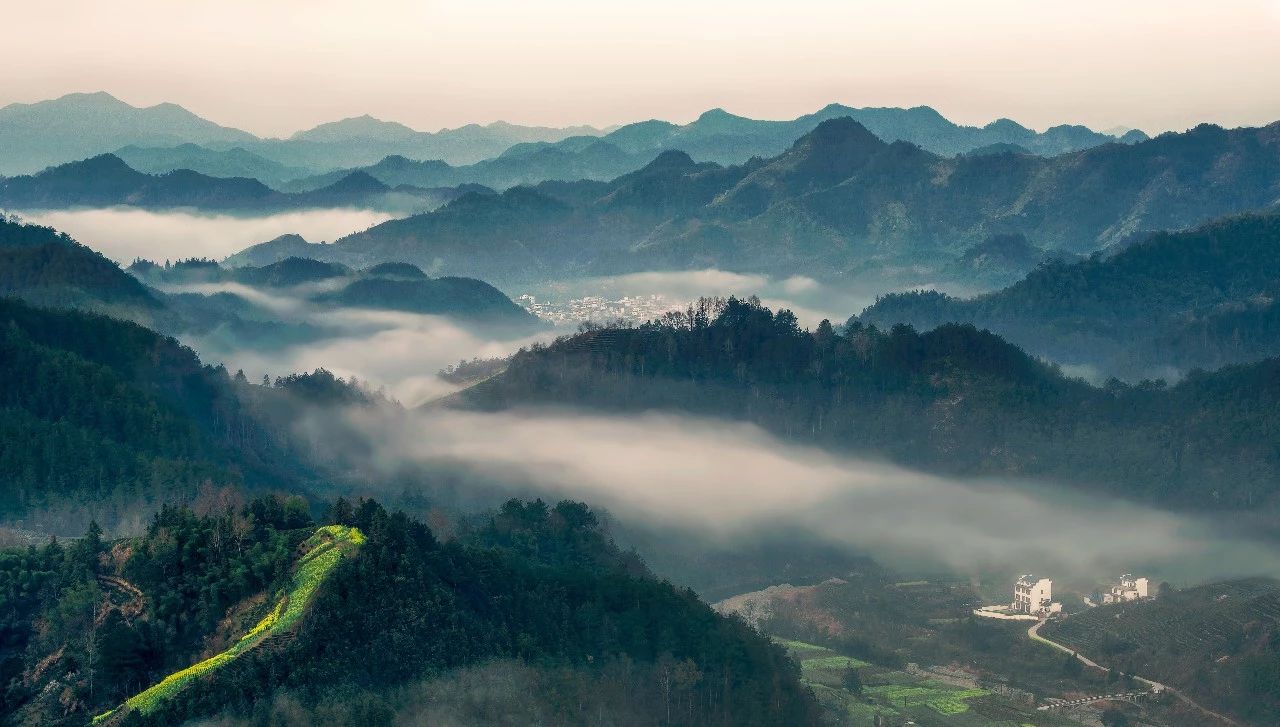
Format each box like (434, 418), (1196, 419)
(841, 665), (863, 696)
(0, 298), (370, 522)
(457, 296), (1280, 508)
(0, 497), (310, 724)
(0, 215), (159, 311)
(861, 213), (1280, 378)
(1044, 578), (1280, 725)
(2, 498), (821, 726)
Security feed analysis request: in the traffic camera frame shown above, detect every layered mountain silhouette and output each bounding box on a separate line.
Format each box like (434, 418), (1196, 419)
(0, 92), (255, 175)
(1, 92), (1144, 180)
(581, 104), (1146, 165)
(232, 118), (1280, 287)
(114, 143), (315, 188)
(0, 93), (604, 175)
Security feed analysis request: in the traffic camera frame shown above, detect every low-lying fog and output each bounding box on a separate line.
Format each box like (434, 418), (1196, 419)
(132, 251), (1274, 588)
(17, 207), (392, 263)
(316, 405), (1280, 587)
(157, 280), (554, 406)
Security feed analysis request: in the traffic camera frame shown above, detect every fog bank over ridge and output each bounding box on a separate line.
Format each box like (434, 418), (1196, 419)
(308, 405), (1280, 586)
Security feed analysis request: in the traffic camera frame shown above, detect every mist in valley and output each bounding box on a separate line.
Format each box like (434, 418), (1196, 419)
(16, 207), (393, 263)
(287, 402), (1280, 592)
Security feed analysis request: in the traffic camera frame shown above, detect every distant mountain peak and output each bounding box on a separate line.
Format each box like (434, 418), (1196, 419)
(794, 117), (884, 152)
(640, 149), (697, 172)
(321, 170), (390, 194)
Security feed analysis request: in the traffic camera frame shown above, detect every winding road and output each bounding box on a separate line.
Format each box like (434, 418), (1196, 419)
(1026, 619), (1239, 726)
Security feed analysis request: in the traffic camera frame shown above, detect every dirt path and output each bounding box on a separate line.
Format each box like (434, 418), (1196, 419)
(1027, 619), (1239, 726)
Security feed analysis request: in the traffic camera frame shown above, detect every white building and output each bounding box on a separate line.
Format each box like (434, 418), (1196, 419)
(1102, 574), (1150, 604)
(1013, 575), (1061, 616)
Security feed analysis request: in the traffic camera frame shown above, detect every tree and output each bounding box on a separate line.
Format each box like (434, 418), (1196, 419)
(842, 664), (863, 697)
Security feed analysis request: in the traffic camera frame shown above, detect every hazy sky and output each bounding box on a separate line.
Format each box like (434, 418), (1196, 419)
(5, 0), (1279, 136)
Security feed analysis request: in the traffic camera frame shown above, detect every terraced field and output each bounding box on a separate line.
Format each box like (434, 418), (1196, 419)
(779, 638), (1075, 726)
(1043, 579), (1280, 659)
(93, 525), (365, 724)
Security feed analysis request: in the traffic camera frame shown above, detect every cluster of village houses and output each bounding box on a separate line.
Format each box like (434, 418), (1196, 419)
(975, 573), (1152, 620)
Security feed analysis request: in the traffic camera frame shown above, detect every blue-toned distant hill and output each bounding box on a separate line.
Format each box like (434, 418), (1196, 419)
(587, 104), (1145, 165)
(1, 92), (1144, 182)
(239, 119), (1280, 289)
(0, 154), (468, 213)
(0, 92), (256, 175)
(114, 143), (317, 188)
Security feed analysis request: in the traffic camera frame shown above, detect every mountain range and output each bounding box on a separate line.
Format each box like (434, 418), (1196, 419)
(228, 118), (1280, 288)
(0, 92), (1145, 180)
(0, 93), (603, 175)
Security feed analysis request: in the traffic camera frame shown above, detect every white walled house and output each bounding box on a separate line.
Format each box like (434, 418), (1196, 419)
(1101, 574), (1150, 604)
(1013, 575), (1057, 615)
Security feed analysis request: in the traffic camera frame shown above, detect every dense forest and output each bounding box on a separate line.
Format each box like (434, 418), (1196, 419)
(454, 296), (1280, 510)
(0, 215), (160, 317)
(0, 295), (401, 531)
(861, 213), (1280, 379)
(1, 496), (819, 726)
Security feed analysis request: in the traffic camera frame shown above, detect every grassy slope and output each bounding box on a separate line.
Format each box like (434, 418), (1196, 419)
(94, 525), (365, 723)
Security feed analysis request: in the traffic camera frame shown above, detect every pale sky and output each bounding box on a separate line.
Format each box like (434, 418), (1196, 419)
(4, 0), (1279, 137)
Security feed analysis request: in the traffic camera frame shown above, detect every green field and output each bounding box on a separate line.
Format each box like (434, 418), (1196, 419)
(93, 525), (365, 724)
(778, 638), (1080, 726)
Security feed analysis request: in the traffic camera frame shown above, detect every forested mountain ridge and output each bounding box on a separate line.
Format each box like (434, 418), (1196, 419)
(450, 297), (1280, 510)
(0, 298), (390, 530)
(248, 118), (1280, 287)
(0, 154), (466, 213)
(859, 213), (1280, 379)
(2, 497), (820, 726)
(3, 92), (1138, 179)
(0, 215), (160, 314)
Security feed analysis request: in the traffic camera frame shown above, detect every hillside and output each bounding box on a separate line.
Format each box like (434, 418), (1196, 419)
(1041, 579), (1280, 725)
(0, 215), (160, 314)
(450, 297), (1280, 510)
(859, 213), (1280, 378)
(249, 118), (1280, 288)
(0, 155), (456, 213)
(2, 498), (820, 727)
(0, 298), (309, 526)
